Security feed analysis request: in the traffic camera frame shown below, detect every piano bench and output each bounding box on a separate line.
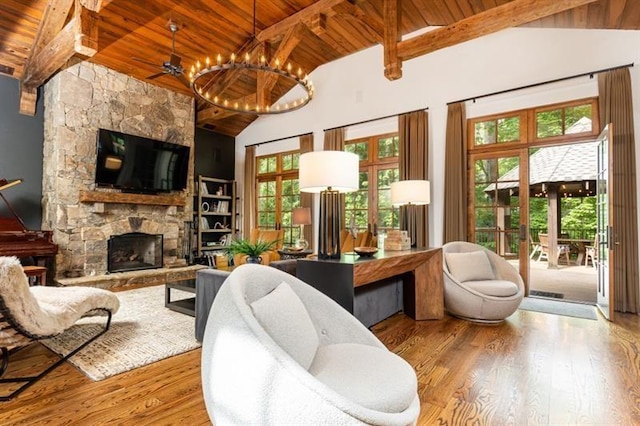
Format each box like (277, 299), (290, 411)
(22, 265), (47, 286)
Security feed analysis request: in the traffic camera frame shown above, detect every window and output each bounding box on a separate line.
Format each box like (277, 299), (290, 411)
(256, 150), (300, 246)
(473, 113), (523, 147)
(534, 99), (597, 140)
(344, 133), (400, 233)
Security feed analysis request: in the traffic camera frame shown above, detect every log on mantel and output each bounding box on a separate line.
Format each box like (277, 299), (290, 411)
(79, 190), (186, 206)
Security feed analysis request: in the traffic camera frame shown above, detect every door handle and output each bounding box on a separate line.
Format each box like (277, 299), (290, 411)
(519, 224), (527, 241)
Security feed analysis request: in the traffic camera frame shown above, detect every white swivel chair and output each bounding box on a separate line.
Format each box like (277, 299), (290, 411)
(0, 256), (119, 400)
(201, 264), (420, 425)
(442, 242), (524, 323)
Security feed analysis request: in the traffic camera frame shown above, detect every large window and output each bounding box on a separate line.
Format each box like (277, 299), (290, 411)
(344, 133), (400, 233)
(256, 150), (300, 246)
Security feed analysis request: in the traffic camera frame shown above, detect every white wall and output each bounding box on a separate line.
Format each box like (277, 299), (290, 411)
(235, 27), (640, 252)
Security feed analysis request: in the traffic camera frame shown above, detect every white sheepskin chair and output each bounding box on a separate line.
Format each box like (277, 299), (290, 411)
(0, 256), (119, 400)
(201, 264), (420, 425)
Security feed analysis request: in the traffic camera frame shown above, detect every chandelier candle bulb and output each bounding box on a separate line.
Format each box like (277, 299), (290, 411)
(217, 54), (221, 65)
(206, 57), (210, 66)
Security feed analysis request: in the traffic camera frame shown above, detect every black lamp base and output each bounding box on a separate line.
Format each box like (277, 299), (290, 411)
(318, 189), (342, 259)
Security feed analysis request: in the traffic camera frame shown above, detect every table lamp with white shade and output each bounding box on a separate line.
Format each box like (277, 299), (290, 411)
(391, 180), (430, 247)
(299, 151), (359, 259)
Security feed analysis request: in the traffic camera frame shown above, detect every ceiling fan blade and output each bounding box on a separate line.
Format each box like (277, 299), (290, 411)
(169, 53), (182, 68)
(146, 72), (167, 80)
(132, 57), (162, 67)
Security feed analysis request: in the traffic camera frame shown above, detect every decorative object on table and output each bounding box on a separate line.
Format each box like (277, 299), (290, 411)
(354, 246), (378, 257)
(292, 207), (312, 249)
(390, 180), (430, 247)
(299, 151), (359, 259)
(226, 238), (279, 264)
(189, 0), (313, 116)
(278, 248), (313, 260)
(384, 230), (411, 251)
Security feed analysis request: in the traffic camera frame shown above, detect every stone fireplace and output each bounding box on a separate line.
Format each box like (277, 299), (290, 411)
(108, 232), (163, 273)
(42, 62), (195, 279)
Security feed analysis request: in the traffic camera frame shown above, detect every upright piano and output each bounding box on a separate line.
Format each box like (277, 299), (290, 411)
(0, 191), (58, 280)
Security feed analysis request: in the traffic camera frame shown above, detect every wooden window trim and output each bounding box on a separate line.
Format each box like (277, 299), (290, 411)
(530, 97), (599, 144)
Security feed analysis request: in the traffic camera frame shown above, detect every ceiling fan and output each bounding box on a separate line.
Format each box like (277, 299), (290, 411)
(133, 21), (190, 88)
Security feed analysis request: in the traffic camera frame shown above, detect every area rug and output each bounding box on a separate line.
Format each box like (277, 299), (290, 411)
(42, 285), (200, 381)
(529, 290), (564, 299)
(518, 297), (597, 320)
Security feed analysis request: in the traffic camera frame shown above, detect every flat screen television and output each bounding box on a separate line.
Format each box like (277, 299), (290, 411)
(95, 129), (190, 193)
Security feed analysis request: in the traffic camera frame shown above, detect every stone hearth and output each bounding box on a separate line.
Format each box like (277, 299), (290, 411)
(42, 62), (195, 278)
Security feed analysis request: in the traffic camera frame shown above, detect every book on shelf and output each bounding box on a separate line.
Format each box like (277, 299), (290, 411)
(200, 182), (209, 195)
(200, 216), (209, 230)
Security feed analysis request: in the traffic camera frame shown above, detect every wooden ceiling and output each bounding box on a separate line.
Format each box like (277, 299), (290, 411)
(1, 0), (638, 136)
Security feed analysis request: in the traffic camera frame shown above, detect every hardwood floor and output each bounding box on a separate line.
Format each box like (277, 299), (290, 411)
(1, 309), (639, 425)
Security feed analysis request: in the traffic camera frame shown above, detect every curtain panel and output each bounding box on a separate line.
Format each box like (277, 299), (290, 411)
(443, 102), (467, 243)
(300, 134), (314, 248)
(598, 68), (639, 314)
(243, 145), (257, 238)
(398, 110), (429, 247)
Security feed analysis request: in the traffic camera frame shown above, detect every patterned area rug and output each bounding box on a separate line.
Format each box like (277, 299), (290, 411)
(519, 297), (597, 320)
(42, 285), (200, 381)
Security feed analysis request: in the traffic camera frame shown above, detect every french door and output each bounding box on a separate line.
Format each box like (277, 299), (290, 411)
(469, 150), (529, 287)
(596, 124), (614, 320)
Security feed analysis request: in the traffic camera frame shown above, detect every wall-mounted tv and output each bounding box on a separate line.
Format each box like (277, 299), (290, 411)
(95, 129), (190, 193)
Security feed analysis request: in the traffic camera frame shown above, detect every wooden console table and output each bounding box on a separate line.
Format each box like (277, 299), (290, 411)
(297, 247), (443, 320)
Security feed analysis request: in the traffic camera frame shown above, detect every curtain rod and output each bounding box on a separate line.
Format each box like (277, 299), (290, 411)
(447, 62), (635, 106)
(323, 106), (429, 132)
(246, 131), (314, 148)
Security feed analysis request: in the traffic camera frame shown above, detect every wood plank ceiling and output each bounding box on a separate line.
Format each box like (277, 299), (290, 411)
(0, 0), (638, 136)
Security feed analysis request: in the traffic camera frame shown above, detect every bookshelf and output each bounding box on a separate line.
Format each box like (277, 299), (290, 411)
(194, 176), (237, 258)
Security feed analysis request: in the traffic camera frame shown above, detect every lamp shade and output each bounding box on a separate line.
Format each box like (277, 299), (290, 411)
(299, 151), (359, 193)
(292, 207), (312, 225)
(391, 180), (430, 206)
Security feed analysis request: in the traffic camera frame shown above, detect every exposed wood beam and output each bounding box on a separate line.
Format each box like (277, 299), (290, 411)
(29, 0), (74, 60)
(258, 22), (305, 101)
(79, 0), (114, 11)
(333, 2), (384, 43)
(383, 0), (401, 80)
(308, 13), (328, 36)
(257, 0), (345, 42)
(20, 0), (99, 115)
(397, 0), (599, 62)
(197, 94), (257, 125)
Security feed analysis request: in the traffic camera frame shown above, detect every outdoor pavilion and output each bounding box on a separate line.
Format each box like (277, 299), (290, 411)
(487, 139), (598, 268)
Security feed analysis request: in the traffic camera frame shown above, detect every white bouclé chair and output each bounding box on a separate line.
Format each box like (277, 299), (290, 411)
(443, 242), (524, 323)
(201, 264), (420, 425)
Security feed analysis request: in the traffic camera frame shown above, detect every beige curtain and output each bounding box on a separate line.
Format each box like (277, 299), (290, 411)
(398, 110), (429, 247)
(323, 127), (345, 150)
(598, 68), (639, 314)
(443, 102), (467, 243)
(243, 145), (257, 238)
(300, 133), (314, 248)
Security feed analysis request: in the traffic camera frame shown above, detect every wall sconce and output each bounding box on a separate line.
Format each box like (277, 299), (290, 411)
(299, 151), (359, 259)
(292, 207), (312, 249)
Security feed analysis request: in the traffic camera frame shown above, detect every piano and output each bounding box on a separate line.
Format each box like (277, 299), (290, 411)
(0, 179), (58, 279)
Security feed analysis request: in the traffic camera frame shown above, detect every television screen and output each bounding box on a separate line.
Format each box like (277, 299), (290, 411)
(95, 129), (190, 193)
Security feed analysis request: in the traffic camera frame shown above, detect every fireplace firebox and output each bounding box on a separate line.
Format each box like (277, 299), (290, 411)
(107, 232), (163, 273)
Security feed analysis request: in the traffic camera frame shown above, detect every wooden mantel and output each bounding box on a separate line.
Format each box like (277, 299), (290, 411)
(79, 190), (186, 207)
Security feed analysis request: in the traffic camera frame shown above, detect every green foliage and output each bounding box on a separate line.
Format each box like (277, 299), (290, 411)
(561, 197), (596, 231)
(226, 238), (278, 257)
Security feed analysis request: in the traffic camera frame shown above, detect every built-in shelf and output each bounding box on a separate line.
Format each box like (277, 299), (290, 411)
(79, 190), (186, 206)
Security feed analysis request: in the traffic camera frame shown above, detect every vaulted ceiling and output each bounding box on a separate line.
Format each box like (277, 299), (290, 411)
(1, 0), (638, 136)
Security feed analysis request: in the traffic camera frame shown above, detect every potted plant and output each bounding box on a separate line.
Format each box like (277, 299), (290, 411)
(226, 238), (279, 264)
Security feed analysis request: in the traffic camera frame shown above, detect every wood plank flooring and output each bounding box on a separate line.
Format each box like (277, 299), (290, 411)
(1, 309), (639, 425)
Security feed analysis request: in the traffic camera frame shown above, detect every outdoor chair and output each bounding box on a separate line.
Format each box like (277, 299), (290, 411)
(442, 242), (524, 323)
(0, 256), (119, 401)
(537, 233), (571, 265)
(529, 234), (542, 259)
(585, 236), (598, 267)
(201, 264), (420, 424)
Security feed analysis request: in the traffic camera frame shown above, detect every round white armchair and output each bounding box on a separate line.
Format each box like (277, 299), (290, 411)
(442, 241), (524, 323)
(201, 264), (420, 425)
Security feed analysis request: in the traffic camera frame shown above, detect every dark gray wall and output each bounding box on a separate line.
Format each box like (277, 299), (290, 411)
(194, 127), (235, 180)
(0, 75), (44, 230)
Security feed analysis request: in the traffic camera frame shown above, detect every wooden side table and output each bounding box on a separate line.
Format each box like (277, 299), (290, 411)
(22, 265), (47, 285)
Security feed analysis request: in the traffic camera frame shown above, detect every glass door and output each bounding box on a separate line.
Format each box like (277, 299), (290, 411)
(470, 150), (529, 285)
(596, 125), (614, 320)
